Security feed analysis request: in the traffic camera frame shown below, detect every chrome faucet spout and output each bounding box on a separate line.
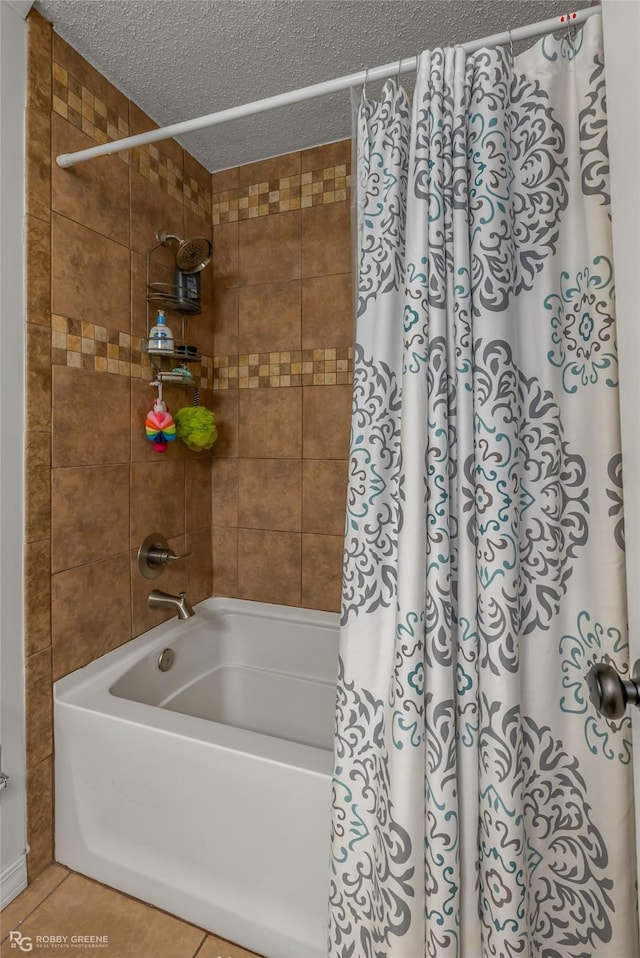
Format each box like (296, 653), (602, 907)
(148, 589), (195, 619)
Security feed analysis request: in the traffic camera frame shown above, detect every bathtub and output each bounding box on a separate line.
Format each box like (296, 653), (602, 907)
(54, 598), (339, 958)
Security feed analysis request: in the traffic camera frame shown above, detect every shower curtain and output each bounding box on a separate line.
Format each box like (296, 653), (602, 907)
(330, 15), (639, 958)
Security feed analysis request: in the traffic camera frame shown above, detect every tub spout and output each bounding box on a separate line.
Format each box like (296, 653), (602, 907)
(148, 589), (195, 619)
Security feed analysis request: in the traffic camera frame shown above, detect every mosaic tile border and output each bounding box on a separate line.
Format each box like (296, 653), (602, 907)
(51, 315), (212, 389)
(130, 147), (188, 208)
(52, 63), (212, 218)
(51, 318), (352, 390)
(212, 167), (352, 225)
(52, 63), (348, 224)
(213, 348), (354, 389)
(53, 62), (129, 150)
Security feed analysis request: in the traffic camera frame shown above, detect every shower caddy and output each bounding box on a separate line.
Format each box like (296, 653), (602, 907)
(143, 229), (217, 454)
(144, 229), (212, 385)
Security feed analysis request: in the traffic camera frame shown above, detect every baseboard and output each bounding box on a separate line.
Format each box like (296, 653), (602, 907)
(0, 854), (28, 909)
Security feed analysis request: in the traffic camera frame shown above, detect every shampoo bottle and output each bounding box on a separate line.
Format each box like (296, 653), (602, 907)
(148, 310), (174, 352)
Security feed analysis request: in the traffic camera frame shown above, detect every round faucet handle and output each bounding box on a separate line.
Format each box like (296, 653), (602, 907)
(137, 533), (192, 579)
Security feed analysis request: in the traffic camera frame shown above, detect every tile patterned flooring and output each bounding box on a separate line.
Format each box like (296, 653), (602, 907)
(0, 866), (262, 958)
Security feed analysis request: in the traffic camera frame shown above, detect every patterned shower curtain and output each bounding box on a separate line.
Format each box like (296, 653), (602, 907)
(329, 16), (639, 958)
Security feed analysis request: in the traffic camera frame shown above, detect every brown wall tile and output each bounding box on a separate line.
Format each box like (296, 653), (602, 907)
(185, 437), (216, 464)
(238, 281), (301, 354)
(213, 223), (238, 289)
(26, 108), (51, 223)
(52, 464), (130, 572)
(23, 47), (352, 877)
(130, 460), (186, 546)
(186, 203), (212, 236)
(26, 324), (51, 427)
(184, 245), (214, 357)
(302, 459), (348, 535)
(53, 33), (128, 119)
(52, 114), (130, 247)
(302, 274), (352, 349)
(212, 287), (238, 357)
(25, 648), (53, 768)
(186, 458), (212, 532)
(238, 459), (301, 532)
(130, 102), (184, 168)
(303, 385), (352, 459)
(239, 387), (301, 459)
(211, 389), (238, 458)
(52, 366), (131, 467)
(22, 19), (234, 889)
(212, 526), (237, 596)
(51, 213), (130, 330)
(130, 169), (184, 259)
(211, 167), (239, 193)
(183, 151), (210, 197)
(52, 552), (131, 679)
(186, 529), (213, 604)
(26, 756), (53, 880)
(25, 539), (51, 656)
(131, 251), (147, 339)
(302, 202), (351, 278)
(211, 459), (238, 527)
(238, 152), (300, 188)
(301, 533), (344, 612)
(26, 216), (51, 327)
(25, 432), (51, 543)
(301, 140), (351, 173)
(237, 529), (301, 606)
(27, 11), (52, 116)
(238, 211), (301, 287)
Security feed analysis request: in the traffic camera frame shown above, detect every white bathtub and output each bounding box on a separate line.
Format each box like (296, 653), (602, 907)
(54, 598), (339, 958)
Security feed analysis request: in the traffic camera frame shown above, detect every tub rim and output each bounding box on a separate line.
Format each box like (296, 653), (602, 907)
(54, 597), (339, 776)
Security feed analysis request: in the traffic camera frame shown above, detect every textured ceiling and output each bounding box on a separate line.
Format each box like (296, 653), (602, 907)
(35, 0), (591, 172)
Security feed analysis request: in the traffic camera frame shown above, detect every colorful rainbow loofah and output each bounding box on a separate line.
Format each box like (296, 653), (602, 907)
(174, 406), (218, 452)
(145, 405), (177, 453)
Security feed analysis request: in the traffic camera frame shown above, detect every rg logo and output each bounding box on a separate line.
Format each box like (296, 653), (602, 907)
(9, 931), (33, 951)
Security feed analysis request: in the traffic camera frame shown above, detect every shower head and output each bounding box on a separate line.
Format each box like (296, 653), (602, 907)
(156, 230), (213, 273)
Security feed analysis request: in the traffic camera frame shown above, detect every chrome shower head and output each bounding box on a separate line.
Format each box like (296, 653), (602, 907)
(156, 230), (213, 273)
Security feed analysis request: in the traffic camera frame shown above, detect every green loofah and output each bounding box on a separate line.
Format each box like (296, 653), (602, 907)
(174, 406), (218, 451)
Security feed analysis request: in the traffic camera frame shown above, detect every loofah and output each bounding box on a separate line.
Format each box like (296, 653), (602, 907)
(174, 406), (218, 451)
(145, 407), (177, 453)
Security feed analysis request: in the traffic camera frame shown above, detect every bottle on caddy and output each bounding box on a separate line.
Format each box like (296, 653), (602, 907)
(148, 309), (174, 353)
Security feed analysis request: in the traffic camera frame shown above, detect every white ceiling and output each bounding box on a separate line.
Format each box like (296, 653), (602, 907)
(35, 0), (591, 172)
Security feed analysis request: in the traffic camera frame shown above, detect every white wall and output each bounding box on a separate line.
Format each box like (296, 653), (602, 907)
(0, 0), (28, 908)
(602, 0), (640, 922)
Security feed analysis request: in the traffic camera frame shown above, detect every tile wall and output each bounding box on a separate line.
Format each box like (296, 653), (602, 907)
(24, 11), (215, 880)
(209, 146), (353, 611)
(23, 10), (353, 884)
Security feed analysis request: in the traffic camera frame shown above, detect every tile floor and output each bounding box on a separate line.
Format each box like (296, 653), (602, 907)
(0, 865), (262, 958)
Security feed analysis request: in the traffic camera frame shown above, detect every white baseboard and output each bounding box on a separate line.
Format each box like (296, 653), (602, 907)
(1, 854), (28, 910)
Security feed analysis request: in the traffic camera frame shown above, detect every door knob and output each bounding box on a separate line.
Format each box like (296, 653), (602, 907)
(586, 660), (640, 720)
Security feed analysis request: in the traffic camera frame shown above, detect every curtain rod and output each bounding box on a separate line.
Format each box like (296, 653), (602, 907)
(56, 5), (601, 170)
